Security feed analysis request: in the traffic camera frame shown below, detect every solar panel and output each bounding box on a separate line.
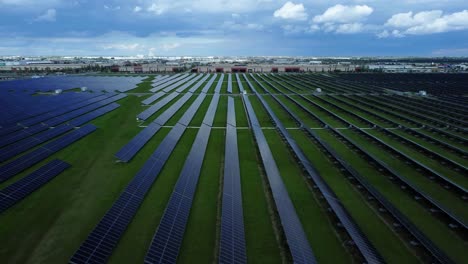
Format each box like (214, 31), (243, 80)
(142, 92), (165, 105)
(215, 74), (224, 93)
(178, 94), (207, 126)
(219, 97), (246, 264)
(69, 103), (120, 127)
(0, 124), (73, 162)
(0, 124), (96, 183)
(251, 73), (385, 263)
(144, 93), (221, 263)
(201, 74), (217, 93)
(137, 93), (179, 121)
(0, 159), (70, 213)
(188, 74), (211, 93)
(227, 74), (233, 93)
(202, 94), (220, 127)
(236, 74), (245, 93)
(241, 77), (316, 264)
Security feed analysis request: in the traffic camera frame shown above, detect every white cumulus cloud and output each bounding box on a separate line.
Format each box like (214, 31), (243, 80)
(273, 1), (308, 21)
(382, 9), (468, 36)
(134, 6), (142, 12)
(313, 4), (373, 24)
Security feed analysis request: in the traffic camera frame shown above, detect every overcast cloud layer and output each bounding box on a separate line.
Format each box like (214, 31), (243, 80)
(0, 0), (467, 56)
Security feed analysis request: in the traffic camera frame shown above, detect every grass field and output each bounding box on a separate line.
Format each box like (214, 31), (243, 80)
(1, 72), (467, 264)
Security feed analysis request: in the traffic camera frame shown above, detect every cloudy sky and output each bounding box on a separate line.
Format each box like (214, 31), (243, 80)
(0, 0), (467, 56)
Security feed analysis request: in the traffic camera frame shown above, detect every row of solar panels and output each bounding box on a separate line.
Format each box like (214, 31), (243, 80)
(0, 92), (102, 126)
(145, 93), (221, 263)
(311, 94), (468, 176)
(0, 159), (70, 213)
(0, 94), (125, 148)
(293, 72), (468, 134)
(0, 124), (96, 183)
(260, 73), (458, 263)
(285, 74), (468, 143)
(70, 90), (222, 263)
(219, 97), (247, 264)
(241, 74), (317, 264)
(118, 74), (224, 162)
(290, 83), (468, 196)
(253, 73), (387, 263)
(0, 76), (144, 92)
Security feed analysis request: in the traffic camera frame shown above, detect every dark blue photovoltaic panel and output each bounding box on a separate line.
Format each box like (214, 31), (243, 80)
(241, 75), (316, 264)
(69, 103), (120, 127)
(116, 92), (203, 162)
(251, 73), (384, 264)
(150, 74), (188, 92)
(175, 74), (204, 93)
(178, 94), (207, 126)
(215, 74), (224, 93)
(188, 74), (211, 93)
(227, 74), (233, 93)
(201, 74), (217, 93)
(219, 97), (246, 264)
(70, 123), (189, 264)
(0, 124), (96, 183)
(0, 124), (73, 162)
(154, 93), (193, 126)
(0, 124), (49, 148)
(71, 93), (218, 264)
(144, 96), (219, 263)
(161, 74), (196, 93)
(142, 92), (165, 105)
(226, 97), (236, 127)
(236, 74), (245, 93)
(137, 93), (178, 121)
(202, 94), (220, 127)
(0, 159), (70, 213)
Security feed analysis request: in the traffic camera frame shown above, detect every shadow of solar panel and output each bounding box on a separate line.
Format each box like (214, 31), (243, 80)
(0, 159), (70, 213)
(0, 124), (96, 183)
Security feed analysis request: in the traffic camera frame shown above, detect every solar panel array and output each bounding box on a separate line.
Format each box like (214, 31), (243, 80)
(0, 124), (96, 183)
(137, 93), (179, 121)
(0, 159), (70, 213)
(70, 92), (211, 264)
(173, 75), (204, 93)
(151, 74), (178, 87)
(235, 74), (244, 93)
(241, 74), (316, 264)
(251, 74), (384, 263)
(188, 74), (211, 93)
(219, 97), (247, 264)
(0, 93), (121, 163)
(0, 76), (145, 93)
(144, 88), (220, 264)
(150, 74), (190, 92)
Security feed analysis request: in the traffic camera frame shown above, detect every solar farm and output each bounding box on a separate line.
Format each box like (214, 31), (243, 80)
(0, 73), (467, 264)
